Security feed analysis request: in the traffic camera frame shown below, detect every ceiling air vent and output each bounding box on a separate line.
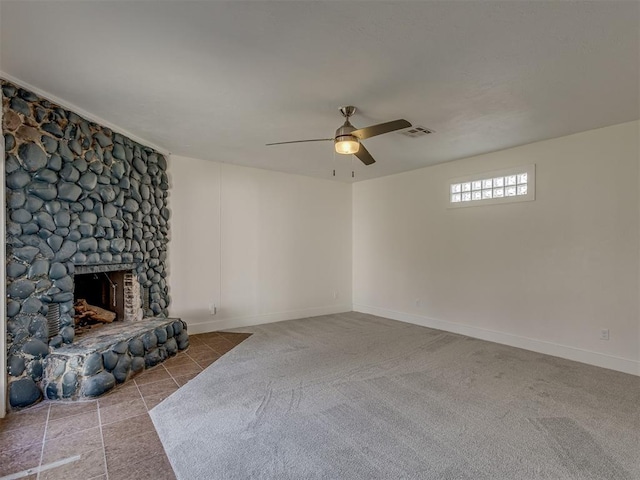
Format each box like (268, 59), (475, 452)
(399, 126), (434, 138)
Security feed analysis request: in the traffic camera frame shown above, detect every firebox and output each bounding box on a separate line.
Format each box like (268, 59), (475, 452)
(72, 263), (144, 334)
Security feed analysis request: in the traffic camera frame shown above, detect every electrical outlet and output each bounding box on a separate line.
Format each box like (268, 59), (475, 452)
(333, 291), (339, 300)
(600, 328), (609, 341)
(209, 303), (217, 316)
(415, 299), (421, 307)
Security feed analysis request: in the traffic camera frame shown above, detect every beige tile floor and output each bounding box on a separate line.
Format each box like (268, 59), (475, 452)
(0, 331), (251, 480)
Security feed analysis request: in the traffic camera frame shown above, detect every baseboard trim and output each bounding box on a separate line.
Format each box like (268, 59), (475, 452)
(353, 304), (640, 376)
(184, 304), (352, 334)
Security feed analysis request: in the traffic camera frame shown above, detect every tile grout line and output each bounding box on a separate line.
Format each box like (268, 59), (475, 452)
(96, 401), (109, 480)
(44, 402), (98, 424)
(36, 403), (51, 480)
(134, 373), (151, 412)
(184, 349), (218, 371)
(159, 364), (181, 389)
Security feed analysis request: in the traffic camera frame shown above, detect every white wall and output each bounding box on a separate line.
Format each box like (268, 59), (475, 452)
(168, 156), (352, 332)
(353, 121), (640, 375)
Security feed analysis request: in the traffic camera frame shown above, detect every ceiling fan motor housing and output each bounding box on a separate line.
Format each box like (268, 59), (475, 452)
(334, 121), (360, 154)
(335, 122), (356, 141)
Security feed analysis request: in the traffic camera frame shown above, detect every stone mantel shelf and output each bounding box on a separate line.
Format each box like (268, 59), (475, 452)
(74, 263), (139, 275)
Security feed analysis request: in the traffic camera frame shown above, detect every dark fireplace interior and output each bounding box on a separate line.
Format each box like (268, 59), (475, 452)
(74, 271), (129, 333)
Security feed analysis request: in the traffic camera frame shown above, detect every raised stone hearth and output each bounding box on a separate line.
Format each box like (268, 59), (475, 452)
(42, 318), (189, 400)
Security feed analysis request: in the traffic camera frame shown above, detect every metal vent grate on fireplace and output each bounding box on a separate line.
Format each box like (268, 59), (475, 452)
(142, 287), (150, 312)
(47, 303), (60, 339)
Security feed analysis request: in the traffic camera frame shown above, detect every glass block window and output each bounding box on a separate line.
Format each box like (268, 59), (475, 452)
(449, 165), (535, 208)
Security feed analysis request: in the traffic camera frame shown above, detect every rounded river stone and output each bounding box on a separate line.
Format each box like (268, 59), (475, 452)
(49, 262), (66, 280)
(110, 238), (125, 253)
(58, 141), (74, 162)
(53, 240), (77, 262)
(131, 356), (145, 373)
(27, 183), (57, 201)
(22, 339), (49, 358)
(60, 164), (80, 182)
(172, 321), (183, 336)
(28, 259), (50, 279)
(36, 212), (56, 231)
(142, 332), (157, 350)
(82, 371), (116, 397)
(58, 182), (82, 202)
(7, 262), (27, 278)
(62, 371), (78, 398)
(34, 169), (58, 183)
(42, 122), (63, 137)
(7, 300), (21, 317)
(8, 355), (26, 376)
(53, 275), (74, 292)
(165, 325), (174, 339)
(22, 297), (43, 315)
(7, 170), (31, 190)
(45, 200), (61, 215)
(84, 353), (103, 376)
(60, 325), (74, 344)
(9, 378), (41, 408)
(165, 337), (178, 355)
(54, 210), (70, 228)
(155, 327), (168, 344)
(128, 339), (144, 357)
(8, 190), (26, 209)
(93, 131), (112, 148)
(10, 97), (31, 116)
(112, 144), (125, 160)
(78, 171), (98, 190)
(144, 349), (162, 368)
(177, 330), (189, 350)
(42, 137), (59, 155)
(113, 355), (132, 383)
(18, 142), (47, 172)
(47, 234), (63, 252)
(78, 238), (98, 252)
(11, 208), (32, 224)
(8, 279), (36, 299)
(73, 158), (88, 173)
(102, 351), (119, 371)
(80, 211), (98, 224)
(49, 335), (63, 348)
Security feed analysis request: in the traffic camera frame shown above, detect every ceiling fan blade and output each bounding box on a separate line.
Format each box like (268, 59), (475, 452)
(351, 119), (412, 140)
(266, 138), (333, 146)
(355, 143), (376, 166)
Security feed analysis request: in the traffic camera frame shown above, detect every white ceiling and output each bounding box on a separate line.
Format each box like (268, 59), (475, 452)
(1, 1), (638, 182)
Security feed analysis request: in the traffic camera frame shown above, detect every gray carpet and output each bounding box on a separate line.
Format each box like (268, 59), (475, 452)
(150, 312), (640, 479)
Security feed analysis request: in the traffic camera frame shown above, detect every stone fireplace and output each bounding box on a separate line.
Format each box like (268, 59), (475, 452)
(3, 80), (189, 408)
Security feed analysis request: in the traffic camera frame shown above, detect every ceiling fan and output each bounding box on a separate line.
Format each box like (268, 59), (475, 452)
(266, 106), (411, 165)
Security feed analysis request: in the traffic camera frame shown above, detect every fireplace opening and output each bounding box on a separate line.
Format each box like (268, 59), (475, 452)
(73, 269), (142, 335)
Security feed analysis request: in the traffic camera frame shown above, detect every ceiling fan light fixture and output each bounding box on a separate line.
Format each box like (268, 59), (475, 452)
(335, 136), (360, 155)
